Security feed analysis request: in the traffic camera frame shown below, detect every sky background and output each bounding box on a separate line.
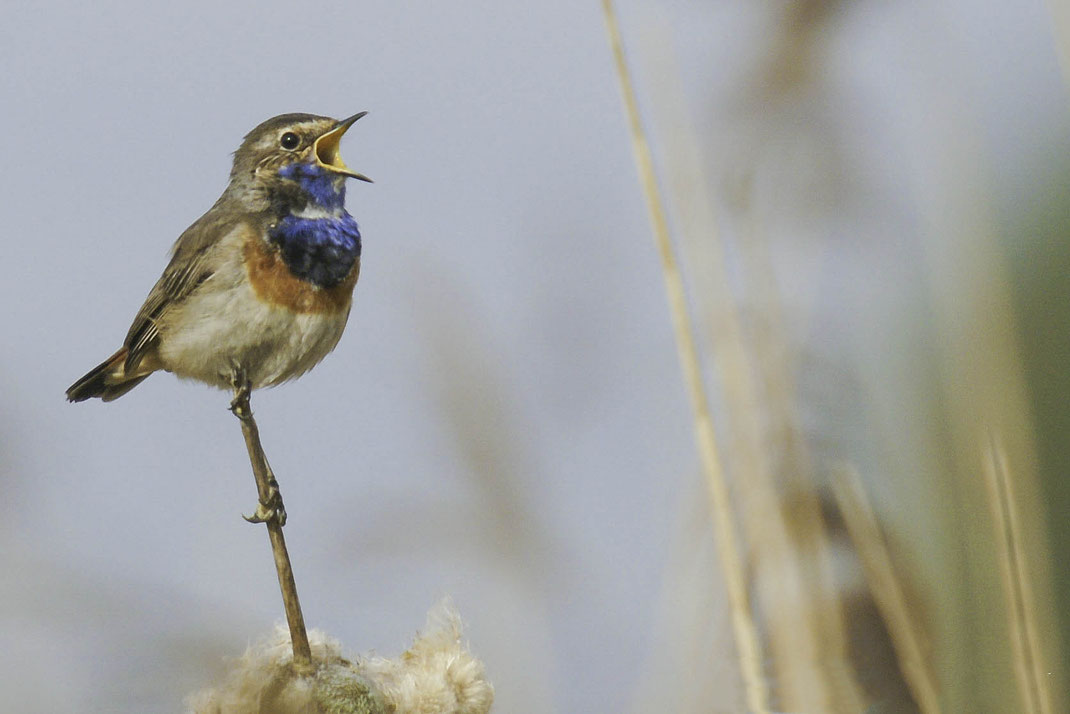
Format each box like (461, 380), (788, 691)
(1, 2), (1068, 713)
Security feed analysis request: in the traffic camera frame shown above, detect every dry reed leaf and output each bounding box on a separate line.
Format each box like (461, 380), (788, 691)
(601, 2), (769, 711)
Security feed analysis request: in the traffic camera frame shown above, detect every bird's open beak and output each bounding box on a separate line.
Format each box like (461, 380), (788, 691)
(314, 112), (372, 182)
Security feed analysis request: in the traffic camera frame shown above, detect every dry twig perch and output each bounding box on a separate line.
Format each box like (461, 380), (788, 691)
(229, 375), (313, 672)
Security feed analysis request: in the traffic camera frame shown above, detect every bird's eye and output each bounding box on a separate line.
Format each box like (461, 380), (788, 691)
(280, 132), (300, 150)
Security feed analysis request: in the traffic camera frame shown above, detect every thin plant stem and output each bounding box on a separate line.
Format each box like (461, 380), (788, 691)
(831, 465), (942, 714)
(231, 388), (314, 673)
(735, 182), (860, 712)
(982, 432), (1053, 714)
(600, 2), (770, 711)
(633, 28), (859, 710)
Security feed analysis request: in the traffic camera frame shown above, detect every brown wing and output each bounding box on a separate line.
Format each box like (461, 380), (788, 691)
(123, 208), (241, 372)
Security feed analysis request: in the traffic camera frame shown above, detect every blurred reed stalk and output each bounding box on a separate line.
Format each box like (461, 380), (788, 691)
(983, 434), (1053, 714)
(631, 21), (864, 711)
(912, 63), (1063, 710)
(831, 465), (942, 714)
(601, 2), (770, 711)
(735, 188), (864, 712)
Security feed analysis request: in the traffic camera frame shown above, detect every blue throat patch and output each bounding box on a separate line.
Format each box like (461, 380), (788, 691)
(270, 162), (361, 288)
(277, 162), (346, 210)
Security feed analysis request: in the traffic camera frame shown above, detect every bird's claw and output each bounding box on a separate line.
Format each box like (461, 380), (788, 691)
(228, 365), (252, 410)
(243, 485), (287, 526)
(229, 394), (250, 419)
(229, 380), (252, 419)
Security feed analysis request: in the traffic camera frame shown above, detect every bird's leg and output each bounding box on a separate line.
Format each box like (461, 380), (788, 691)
(229, 372), (252, 414)
(229, 369), (287, 526)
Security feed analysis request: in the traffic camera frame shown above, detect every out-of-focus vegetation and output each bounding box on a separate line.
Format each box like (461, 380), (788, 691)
(614, 1), (1070, 711)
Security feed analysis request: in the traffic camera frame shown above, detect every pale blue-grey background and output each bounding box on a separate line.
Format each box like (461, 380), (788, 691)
(0, 3), (687, 712)
(1, 1), (1067, 712)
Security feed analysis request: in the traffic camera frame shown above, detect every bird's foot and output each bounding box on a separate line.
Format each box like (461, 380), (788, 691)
(243, 483), (287, 526)
(229, 371), (253, 420)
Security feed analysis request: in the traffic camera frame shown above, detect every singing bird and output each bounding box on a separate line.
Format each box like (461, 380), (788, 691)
(66, 112), (371, 405)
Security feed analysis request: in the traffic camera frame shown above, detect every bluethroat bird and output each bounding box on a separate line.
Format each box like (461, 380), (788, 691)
(66, 112), (371, 521)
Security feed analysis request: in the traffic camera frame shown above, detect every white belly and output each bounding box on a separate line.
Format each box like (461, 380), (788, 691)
(156, 276), (350, 390)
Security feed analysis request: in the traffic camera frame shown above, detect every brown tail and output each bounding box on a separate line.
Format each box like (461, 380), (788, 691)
(66, 347), (151, 402)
